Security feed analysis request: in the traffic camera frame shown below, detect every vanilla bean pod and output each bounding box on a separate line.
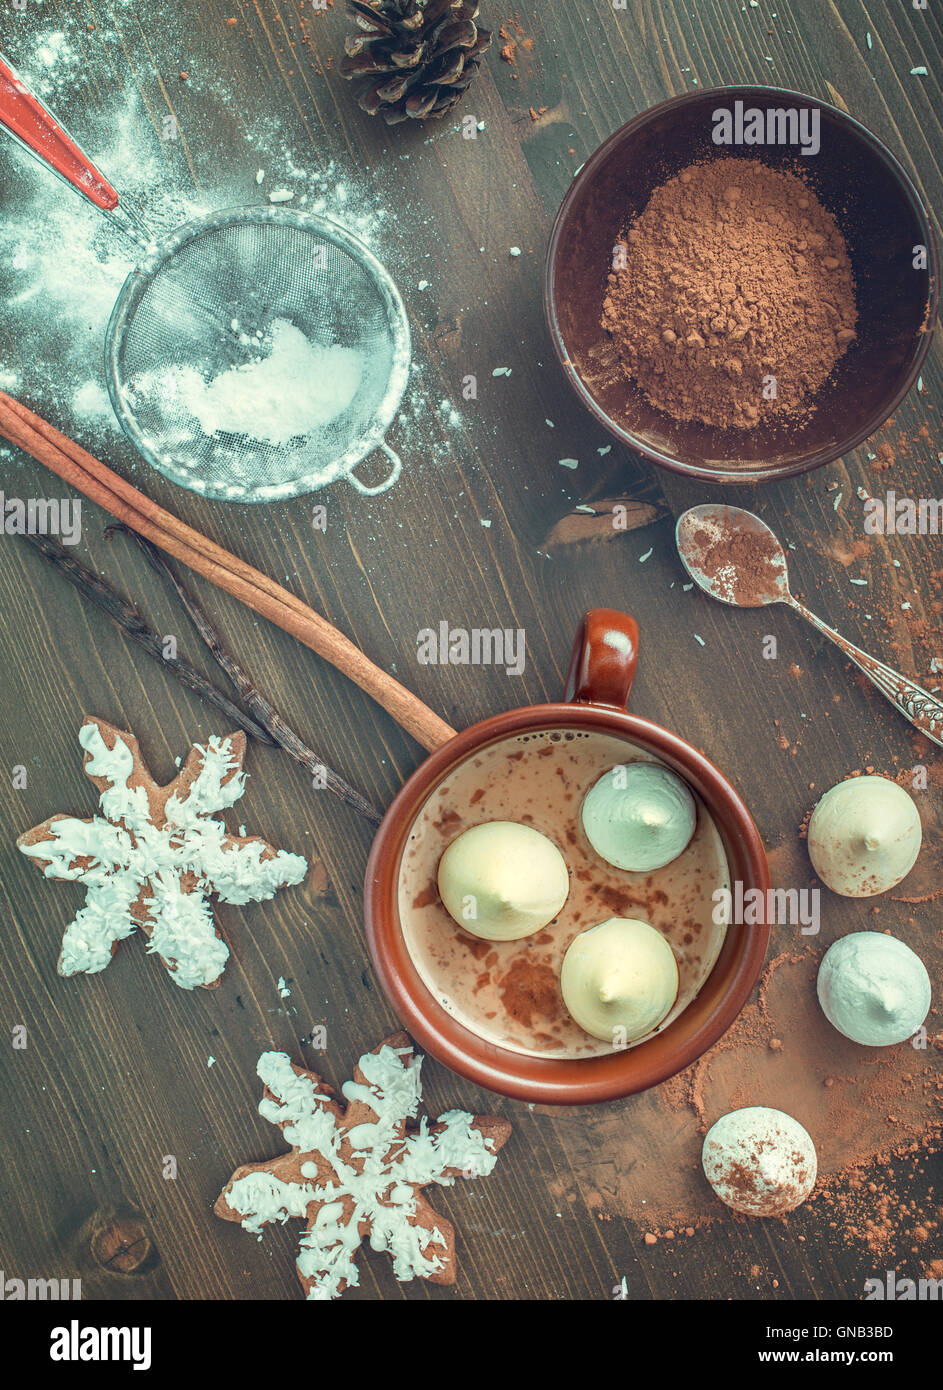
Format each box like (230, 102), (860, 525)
(21, 532), (275, 745)
(105, 525), (383, 827)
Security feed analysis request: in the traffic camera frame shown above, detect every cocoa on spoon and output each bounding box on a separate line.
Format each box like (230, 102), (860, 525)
(676, 504), (943, 748)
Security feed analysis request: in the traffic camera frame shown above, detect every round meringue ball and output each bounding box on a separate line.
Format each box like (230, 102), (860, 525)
(560, 916), (679, 1043)
(702, 1107), (817, 1216)
(807, 775), (921, 898)
(437, 821), (569, 941)
(581, 762), (696, 872)
(817, 931), (931, 1046)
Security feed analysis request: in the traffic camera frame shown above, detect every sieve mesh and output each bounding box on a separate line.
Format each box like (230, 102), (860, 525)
(105, 208), (410, 501)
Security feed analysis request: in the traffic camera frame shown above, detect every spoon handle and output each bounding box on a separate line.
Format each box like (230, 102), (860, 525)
(786, 596), (943, 748)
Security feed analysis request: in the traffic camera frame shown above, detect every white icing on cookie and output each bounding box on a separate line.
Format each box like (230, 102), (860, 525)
(223, 1043), (504, 1300)
(19, 719), (307, 988)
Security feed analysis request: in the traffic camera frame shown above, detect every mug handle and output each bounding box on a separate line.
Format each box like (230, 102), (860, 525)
(564, 608), (639, 710)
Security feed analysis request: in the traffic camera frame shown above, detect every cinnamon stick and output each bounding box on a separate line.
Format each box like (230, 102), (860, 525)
(0, 392), (457, 753)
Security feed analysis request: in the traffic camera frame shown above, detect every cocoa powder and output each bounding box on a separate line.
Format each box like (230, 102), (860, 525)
(602, 158), (858, 430)
(687, 517), (786, 605)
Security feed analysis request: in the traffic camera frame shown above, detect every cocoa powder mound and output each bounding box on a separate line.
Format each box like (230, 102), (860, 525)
(686, 516), (787, 605)
(602, 158), (858, 430)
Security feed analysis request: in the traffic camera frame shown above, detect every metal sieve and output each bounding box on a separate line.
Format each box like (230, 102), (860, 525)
(105, 208), (410, 501)
(0, 50), (410, 502)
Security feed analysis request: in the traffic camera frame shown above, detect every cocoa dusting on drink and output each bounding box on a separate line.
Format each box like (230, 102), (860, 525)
(499, 959), (561, 1028)
(602, 158), (857, 430)
(687, 518), (787, 605)
(398, 728), (730, 1059)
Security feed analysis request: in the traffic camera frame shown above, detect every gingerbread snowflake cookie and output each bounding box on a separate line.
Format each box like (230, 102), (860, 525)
(18, 717), (307, 989)
(215, 1033), (511, 1299)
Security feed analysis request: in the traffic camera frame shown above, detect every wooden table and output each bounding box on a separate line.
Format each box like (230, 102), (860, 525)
(0, 0), (939, 1303)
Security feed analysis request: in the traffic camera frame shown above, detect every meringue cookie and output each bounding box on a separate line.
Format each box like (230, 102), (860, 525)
(581, 762), (696, 872)
(702, 1107), (817, 1216)
(807, 775), (921, 898)
(817, 931), (931, 1046)
(437, 821), (569, 941)
(560, 916), (678, 1043)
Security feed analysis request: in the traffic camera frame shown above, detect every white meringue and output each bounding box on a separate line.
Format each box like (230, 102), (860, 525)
(702, 1107), (817, 1216)
(560, 916), (678, 1043)
(581, 762), (696, 872)
(817, 931), (931, 1046)
(807, 775), (921, 897)
(437, 821), (569, 941)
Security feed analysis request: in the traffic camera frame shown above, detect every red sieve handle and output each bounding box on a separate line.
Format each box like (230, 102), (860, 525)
(0, 50), (118, 211)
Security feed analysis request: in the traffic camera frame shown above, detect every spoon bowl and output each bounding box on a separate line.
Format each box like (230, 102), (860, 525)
(676, 504), (790, 608)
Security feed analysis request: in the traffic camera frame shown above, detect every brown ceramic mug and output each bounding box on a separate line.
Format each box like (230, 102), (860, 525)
(365, 610), (770, 1104)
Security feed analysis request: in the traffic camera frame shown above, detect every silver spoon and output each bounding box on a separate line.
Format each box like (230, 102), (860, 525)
(676, 504), (943, 749)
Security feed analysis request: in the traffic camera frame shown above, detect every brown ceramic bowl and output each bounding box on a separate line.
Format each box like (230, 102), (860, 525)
(364, 610), (770, 1104)
(545, 86), (939, 485)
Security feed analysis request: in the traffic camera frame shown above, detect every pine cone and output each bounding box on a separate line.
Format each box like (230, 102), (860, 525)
(340, 0), (492, 124)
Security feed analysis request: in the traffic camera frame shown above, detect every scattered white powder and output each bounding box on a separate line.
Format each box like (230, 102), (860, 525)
(140, 320), (363, 447)
(72, 380), (119, 431)
(28, 31), (80, 96)
(0, 368), (21, 393)
(438, 399), (461, 429)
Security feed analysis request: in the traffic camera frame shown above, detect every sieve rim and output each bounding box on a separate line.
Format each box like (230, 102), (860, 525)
(104, 206), (412, 503)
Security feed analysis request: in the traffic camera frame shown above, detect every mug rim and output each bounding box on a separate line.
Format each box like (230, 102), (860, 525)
(364, 702), (770, 1104)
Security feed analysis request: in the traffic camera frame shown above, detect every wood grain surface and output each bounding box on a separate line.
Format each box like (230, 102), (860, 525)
(0, 0), (939, 1302)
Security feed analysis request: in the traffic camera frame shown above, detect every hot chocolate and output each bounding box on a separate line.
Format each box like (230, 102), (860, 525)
(397, 728), (730, 1059)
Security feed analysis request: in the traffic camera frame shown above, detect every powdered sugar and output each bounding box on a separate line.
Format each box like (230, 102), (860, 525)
(132, 319), (364, 448)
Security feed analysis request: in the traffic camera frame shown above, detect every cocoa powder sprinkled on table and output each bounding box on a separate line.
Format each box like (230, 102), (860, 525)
(602, 158), (857, 430)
